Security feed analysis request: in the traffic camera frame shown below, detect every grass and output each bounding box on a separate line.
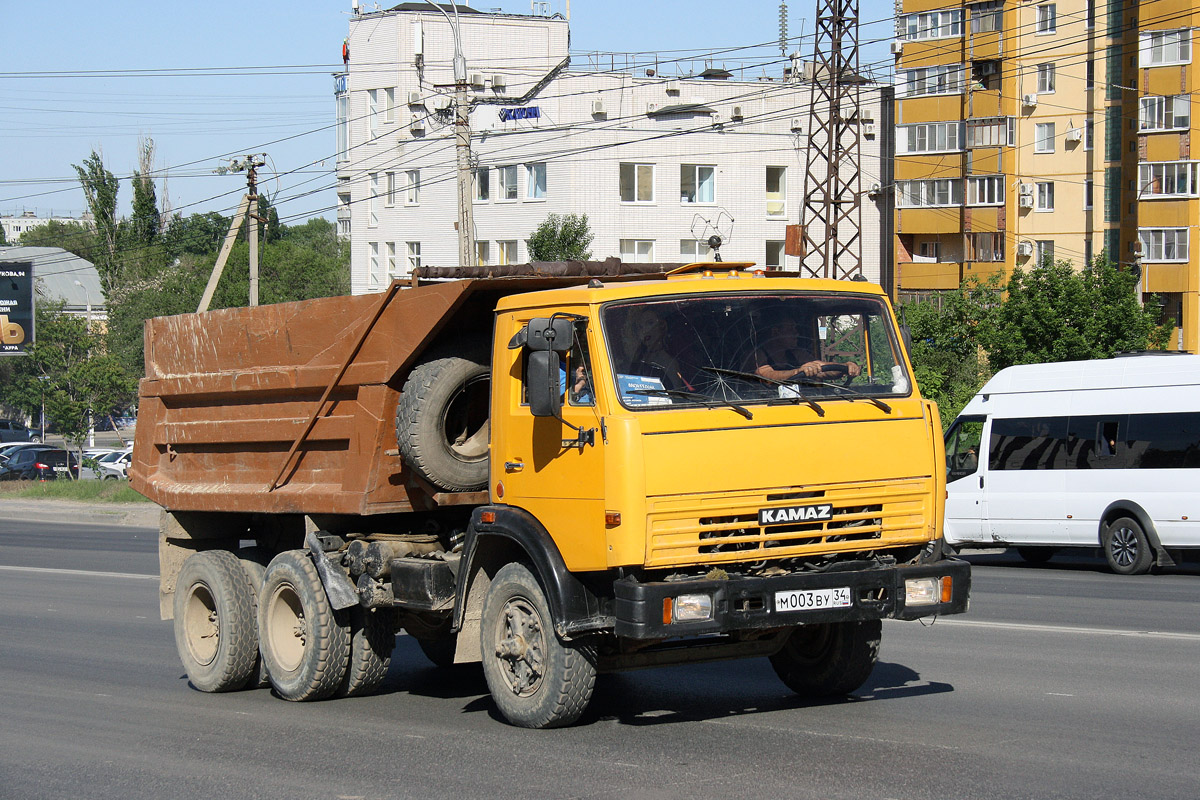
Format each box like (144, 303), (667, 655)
(0, 479), (152, 503)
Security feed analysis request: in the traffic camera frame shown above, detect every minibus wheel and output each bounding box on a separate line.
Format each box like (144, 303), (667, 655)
(1102, 517), (1153, 576)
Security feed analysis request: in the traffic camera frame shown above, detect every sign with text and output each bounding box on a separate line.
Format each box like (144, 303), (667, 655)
(499, 106), (540, 122)
(0, 258), (34, 355)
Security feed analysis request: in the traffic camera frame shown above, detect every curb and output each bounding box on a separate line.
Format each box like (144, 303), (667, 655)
(0, 499), (159, 528)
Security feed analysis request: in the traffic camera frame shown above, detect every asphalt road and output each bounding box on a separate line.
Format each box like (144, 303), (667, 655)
(1, 517), (1198, 800)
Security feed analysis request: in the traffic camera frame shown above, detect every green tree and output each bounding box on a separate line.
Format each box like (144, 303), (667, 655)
(0, 225), (7, 246)
(527, 213), (593, 261)
(0, 303), (135, 468)
(18, 220), (101, 264)
(162, 211), (230, 257)
(73, 150), (120, 297)
(129, 138), (161, 246)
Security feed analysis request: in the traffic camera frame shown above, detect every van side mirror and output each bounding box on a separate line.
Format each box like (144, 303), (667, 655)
(527, 350), (562, 418)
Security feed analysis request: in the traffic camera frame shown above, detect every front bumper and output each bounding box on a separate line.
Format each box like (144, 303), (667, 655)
(613, 558), (970, 639)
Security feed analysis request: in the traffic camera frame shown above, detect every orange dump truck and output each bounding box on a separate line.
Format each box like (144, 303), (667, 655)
(131, 263), (969, 728)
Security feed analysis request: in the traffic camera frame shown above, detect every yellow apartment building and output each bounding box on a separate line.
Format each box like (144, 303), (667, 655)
(893, 0), (1200, 351)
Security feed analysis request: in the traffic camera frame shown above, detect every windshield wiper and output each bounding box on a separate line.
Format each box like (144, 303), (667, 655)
(700, 367), (825, 417)
(795, 379), (892, 414)
(628, 388), (754, 420)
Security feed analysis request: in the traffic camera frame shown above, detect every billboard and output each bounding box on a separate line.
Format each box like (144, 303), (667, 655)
(0, 258), (34, 355)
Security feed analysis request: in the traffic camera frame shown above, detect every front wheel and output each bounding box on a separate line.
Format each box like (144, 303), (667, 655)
(769, 620), (881, 698)
(1103, 517), (1153, 575)
(480, 563), (596, 728)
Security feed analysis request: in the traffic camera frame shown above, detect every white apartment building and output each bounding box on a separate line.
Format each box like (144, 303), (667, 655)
(1, 210), (93, 244)
(337, 3), (889, 295)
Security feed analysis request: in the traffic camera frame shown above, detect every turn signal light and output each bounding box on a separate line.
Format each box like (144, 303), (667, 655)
(940, 576), (953, 603)
(605, 511), (621, 526)
(480, 510), (496, 524)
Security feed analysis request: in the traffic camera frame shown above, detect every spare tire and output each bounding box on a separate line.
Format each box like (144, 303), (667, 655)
(396, 356), (490, 492)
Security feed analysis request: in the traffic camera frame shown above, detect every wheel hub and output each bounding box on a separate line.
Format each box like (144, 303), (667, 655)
(495, 600), (545, 696)
(1111, 527), (1138, 567)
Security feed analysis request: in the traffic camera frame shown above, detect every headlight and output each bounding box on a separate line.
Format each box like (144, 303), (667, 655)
(905, 578), (939, 606)
(670, 593), (713, 622)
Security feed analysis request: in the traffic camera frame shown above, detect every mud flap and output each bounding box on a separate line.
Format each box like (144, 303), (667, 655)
(305, 531), (359, 610)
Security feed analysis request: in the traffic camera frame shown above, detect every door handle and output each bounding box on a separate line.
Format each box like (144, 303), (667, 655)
(504, 461), (524, 472)
(979, 476), (984, 489)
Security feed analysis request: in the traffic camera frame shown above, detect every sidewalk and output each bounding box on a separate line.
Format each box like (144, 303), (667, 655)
(0, 498), (159, 528)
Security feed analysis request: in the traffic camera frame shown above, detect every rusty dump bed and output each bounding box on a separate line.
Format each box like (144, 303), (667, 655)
(129, 274), (636, 517)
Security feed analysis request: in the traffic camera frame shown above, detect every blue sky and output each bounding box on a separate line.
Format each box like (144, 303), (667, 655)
(1, 1), (894, 226)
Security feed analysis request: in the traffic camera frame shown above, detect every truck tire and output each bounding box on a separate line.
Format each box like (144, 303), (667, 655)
(769, 620), (881, 698)
(395, 356), (490, 492)
(258, 550), (351, 701)
(403, 612), (458, 668)
(336, 607), (395, 697)
(237, 553), (271, 689)
(173, 550), (259, 693)
(480, 563), (596, 729)
(1103, 516), (1153, 575)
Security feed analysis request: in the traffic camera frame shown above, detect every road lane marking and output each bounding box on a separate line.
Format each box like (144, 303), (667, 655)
(899, 617), (1200, 641)
(0, 564), (157, 581)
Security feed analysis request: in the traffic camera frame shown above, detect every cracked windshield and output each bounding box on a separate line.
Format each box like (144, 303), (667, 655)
(603, 293), (910, 410)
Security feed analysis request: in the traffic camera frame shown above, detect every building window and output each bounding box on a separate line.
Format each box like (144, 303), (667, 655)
(765, 240), (785, 269)
(766, 166), (786, 217)
(1084, 119), (1094, 150)
(680, 239), (715, 260)
(383, 87), (396, 124)
(1085, 179), (1094, 209)
(916, 241), (942, 262)
(966, 117), (1015, 147)
(474, 167), (490, 201)
(1036, 4), (1056, 33)
(497, 165), (518, 201)
(619, 239), (654, 262)
(1086, 0), (1095, 29)
(386, 242), (397, 279)
(970, 2), (1002, 33)
(1104, 106), (1122, 161)
(967, 232), (1004, 262)
(1139, 228), (1189, 262)
(1086, 59), (1095, 89)
(1141, 30), (1192, 67)
(475, 240), (490, 266)
(368, 242), (381, 287)
(1035, 181), (1055, 211)
(897, 122), (962, 154)
(902, 9), (963, 40)
(1139, 95), (1190, 131)
(1037, 63), (1055, 93)
(368, 173), (379, 227)
(1034, 123), (1056, 153)
(526, 163), (547, 199)
(1139, 162), (1200, 197)
(897, 179), (963, 208)
(385, 172), (396, 207)
(336, 91), (349, 161)
(619, 163), (654, 203)
(680, 164), (715, 203)
(406, 241), (421, 272)
(900, 64), (965, 97)
(405, 169), (420, 206)
(498, 240), (518, 265)
(967, 175), (1005, 206)
(368, 89), (380, 134)
(1035, 240), (1055, 265)
(1084, 238), (1094, 265)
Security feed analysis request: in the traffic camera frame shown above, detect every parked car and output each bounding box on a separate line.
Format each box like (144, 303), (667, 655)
(0, 442), (50, 461)
(0, 448), (78, 481)
(0, 419), (40, 444)
(95, 448), (133, 480)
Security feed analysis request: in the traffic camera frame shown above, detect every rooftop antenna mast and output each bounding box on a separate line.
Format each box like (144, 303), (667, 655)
(796, 0), (864, 280)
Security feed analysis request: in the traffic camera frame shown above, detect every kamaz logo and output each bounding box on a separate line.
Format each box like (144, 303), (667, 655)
(758, 503), (834, 526)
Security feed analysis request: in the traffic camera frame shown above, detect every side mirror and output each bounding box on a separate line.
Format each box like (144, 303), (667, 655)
(526, 317), (575, 354)
(899, 324), (913, 354)
(527, 350), (562, 418)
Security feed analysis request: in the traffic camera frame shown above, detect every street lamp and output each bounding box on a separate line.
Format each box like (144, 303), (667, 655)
(74, 280), (95, 446)
(73, 280), (92, 331)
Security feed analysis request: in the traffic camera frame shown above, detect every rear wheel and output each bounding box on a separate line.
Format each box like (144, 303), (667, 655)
(769, 620), (881, 698)
(1103, 517), (1153, 575)
(173, 551), (259, 693)
(1016, 546), (1056, 565)
(258, 550), (351, 701)
(480, 563), (596, 728)
(336, 607), (395, 697)
(237, 553), (271, 689)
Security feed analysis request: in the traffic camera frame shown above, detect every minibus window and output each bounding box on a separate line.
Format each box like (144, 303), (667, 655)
(946, 417), (985, 481)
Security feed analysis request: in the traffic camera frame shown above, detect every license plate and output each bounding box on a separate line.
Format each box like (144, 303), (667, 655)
(775, 587), (851, 612)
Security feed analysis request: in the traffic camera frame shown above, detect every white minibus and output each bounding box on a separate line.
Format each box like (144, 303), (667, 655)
(943, 355), (1200, 574)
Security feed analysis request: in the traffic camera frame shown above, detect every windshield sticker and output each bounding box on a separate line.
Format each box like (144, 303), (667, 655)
(617, 374), (671, 406)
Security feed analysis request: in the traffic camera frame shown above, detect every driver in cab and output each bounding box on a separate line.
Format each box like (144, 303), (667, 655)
(753, 311), (860, 383)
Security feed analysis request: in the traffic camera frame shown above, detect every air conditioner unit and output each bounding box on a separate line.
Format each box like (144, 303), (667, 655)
(862, 123), (877, 137)
(1018, 182), (1035, 196)
(410, 113), (425, 134)
(646, 101), (661, 115)
(469, 73), (485, 88)
(890, 40), (904, 55)
(1022, 93), (1038, 107)
(1017, 241), (1034, 257)
(491, 74), (506, 90)
(1065, 127), (1083, 143)
(407, 91), (423, 106)
(665, 80), (681, 95)
(1018, 194), (1035, 208)
(592, 99), (607, 116)
(731, 105), (744, 121)
(790, 117), (803, 131)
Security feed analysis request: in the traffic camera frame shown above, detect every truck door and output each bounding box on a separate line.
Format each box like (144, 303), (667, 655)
(493, 319), (608, 571)
(944, 415), (987, 543)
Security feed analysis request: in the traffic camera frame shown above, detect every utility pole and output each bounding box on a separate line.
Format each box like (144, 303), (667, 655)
(797, 0), (865, 281)
(425, 1), (475, 267)
(198, 154), (267, 312)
